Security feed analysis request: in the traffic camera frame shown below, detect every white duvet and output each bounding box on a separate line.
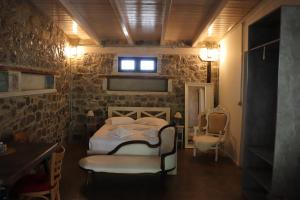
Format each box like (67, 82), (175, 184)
(89, 123), (162, 153)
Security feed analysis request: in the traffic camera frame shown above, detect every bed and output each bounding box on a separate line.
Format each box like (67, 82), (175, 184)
(87, 106), (177, 174)
(88, 106), (171, 155)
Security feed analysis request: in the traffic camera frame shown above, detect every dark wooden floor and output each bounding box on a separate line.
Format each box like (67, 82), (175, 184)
(60, 143), (244, 200)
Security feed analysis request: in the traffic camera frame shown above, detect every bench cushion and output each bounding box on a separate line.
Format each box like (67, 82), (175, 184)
(79, 155), (161, 174)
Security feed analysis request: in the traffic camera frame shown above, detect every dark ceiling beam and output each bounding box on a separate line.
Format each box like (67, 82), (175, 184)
(160, 0), (172, 45)
(109, 0), (134, 45)
(191, 0), (229, 47)
(58, 0), (102, 47)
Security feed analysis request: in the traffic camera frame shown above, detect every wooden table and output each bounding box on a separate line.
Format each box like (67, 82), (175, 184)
(0, 143), (58, 199)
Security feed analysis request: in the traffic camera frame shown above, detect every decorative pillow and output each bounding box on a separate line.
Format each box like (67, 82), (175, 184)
(135, 117), (168, 126)
(105, 117), (135, 125)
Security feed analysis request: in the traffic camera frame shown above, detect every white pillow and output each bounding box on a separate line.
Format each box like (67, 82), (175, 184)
(135, 117), (168, 126)
(105, 117), (135, 125)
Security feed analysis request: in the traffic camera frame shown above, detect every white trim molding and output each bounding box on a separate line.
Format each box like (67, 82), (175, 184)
(0, 89), (57, 98)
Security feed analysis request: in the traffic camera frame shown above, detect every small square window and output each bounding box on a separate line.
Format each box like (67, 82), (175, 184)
(118, 57), (157, 73)
(120, 59), (135, 71)
(140, 60), (155, 71)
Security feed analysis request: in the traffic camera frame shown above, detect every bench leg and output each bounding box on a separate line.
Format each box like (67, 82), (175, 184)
(86, 170), (93, 186)
(160, 170), (168, 178)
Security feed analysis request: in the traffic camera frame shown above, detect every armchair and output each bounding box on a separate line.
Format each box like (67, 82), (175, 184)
(192, 106), (229, 162)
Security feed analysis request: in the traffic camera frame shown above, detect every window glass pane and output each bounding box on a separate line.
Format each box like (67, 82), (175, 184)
(121, 60), (135, 70)
(45, 75), (55, 89)
(140, 60), (155, 71)
(21, 73), (46, 91)
(108, 78), (167, 92)
(0, 71), (8, 92)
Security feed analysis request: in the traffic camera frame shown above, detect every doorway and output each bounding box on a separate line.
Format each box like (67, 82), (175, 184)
(184, 83), (214, 148)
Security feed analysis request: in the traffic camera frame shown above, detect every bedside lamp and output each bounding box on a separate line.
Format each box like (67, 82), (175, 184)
(174, 112), (182, 125)
(86, 110), (94, 123)
(86, 110), (96, 140)
(86, 110), (94, 117)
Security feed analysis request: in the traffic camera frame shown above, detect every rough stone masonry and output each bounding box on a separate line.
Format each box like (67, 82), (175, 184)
(0, 0), (70, 143)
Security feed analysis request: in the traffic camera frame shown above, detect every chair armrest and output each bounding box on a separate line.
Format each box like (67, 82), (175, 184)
(159, 125), (177, 173)
(160, 152), (177, 173)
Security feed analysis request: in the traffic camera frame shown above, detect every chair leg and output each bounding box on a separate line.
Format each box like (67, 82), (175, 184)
(193, 148), (197, 157)
(215, 146), (218, 162)
(50, 188), (55, 200)
(56, 189), (60, 200)
(20, 196), (30, 200)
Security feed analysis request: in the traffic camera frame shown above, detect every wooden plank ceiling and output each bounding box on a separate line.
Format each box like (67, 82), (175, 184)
(196, 0), (262, 44)
(30, 0), (262, 47)
(30, 0), (96, 45)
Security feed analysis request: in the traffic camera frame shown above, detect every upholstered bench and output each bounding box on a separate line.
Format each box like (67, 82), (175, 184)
(79, 125), (177, 183)
(79, 155), (161, 174)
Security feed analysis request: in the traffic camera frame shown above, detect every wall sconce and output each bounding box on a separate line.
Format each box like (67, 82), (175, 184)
(199, 47), (220, 83)
(199, 47), (220, 62)
(64, 45), (85, 58)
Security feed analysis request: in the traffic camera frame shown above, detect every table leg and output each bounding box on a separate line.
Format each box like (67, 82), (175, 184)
(0, 186), (8, 200)
(42, 158), (50, 174)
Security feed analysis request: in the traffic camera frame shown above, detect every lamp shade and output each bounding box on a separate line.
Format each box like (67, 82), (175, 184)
(174, 112), (182, 119)
(86, 110), (94, 117)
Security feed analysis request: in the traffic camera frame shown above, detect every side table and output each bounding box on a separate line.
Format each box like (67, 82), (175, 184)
(85, 121), (98, 144)
(175, 125), (184, 149)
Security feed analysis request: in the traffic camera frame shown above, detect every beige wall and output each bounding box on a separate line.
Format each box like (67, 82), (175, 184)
(219, 24), (243, 165)
(218, 0), (300, 166)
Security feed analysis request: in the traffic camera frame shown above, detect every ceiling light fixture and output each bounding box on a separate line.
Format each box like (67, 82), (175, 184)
(72, 21), (78, 34)
(208, 24), (213, 36)
(122, 25), (129, 37)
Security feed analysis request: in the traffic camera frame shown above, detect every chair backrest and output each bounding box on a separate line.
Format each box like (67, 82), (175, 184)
(197, 112), (207, 132)
(205, 106), (229, 136)
(50, 145), (65, 188)
(14, 132), (29, 143)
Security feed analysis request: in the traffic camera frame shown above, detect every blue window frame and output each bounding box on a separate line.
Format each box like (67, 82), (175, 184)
(118, 57), (157, 73)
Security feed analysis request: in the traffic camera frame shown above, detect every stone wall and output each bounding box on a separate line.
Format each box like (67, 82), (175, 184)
(0, 0), (70, 143)
(0, 0), (220, 141)
(70, 53), (219, 135)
